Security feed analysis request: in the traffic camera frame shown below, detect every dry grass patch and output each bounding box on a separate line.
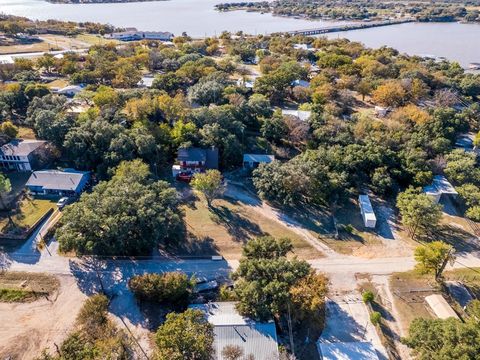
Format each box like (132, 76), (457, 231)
(0, 271), (59, 302)
(389, 271), (439, 335)
(181, 197), (322, 260)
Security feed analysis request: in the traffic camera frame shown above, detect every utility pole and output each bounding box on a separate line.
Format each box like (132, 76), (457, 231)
(287, 302), (295, 357)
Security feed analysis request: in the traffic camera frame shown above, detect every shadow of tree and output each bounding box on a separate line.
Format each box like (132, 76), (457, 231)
(430, 224), (480, 255)
(210, 205), (262, 242)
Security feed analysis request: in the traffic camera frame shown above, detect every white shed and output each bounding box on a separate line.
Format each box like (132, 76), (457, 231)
(423, 175), (458, 204)
(425, 294), (460, 320)
(359, 195), (377, 228)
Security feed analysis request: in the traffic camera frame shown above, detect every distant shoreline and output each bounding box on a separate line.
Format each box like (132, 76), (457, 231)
(46, 0), (167, 3)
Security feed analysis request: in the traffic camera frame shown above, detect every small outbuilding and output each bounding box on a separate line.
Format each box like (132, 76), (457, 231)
(359, 195), (377, 228)
(423, 175), (458, 204)
(425, 294), (460, 320)
(54, 85), (84, 97)
(243, 154), (275, 169)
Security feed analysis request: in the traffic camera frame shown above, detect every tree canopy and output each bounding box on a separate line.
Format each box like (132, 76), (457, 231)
(56, 160), (182, 255)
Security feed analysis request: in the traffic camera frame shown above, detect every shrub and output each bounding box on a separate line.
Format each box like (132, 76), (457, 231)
(370, 311), (382, 325)
(362, 290), (375, 304)
(129, 272), (193, 304)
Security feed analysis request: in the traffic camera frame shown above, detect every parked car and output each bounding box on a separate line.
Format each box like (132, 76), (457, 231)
(56, 197), (70, 209)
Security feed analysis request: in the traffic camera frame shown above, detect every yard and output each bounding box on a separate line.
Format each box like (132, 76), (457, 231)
(314, 197), (414, 258)
(177, 196), (323, 260)
(388, 271), (438, 335)
(0, 198), (56, 235)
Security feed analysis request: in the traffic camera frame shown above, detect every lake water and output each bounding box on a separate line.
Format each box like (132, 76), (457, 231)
(1, 0), (480, 67)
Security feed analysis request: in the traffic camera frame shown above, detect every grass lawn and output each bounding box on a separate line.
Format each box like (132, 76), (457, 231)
(0, 41), (53, 55)
(46, 79), (70, 89)
(75, 33), (120, 46)
(16, 126), (36, 139)
(0, 199), (56, 234)
(180, 197), (322, 260)
(0, 271), (59, 302)
(389, 271), (438, 335)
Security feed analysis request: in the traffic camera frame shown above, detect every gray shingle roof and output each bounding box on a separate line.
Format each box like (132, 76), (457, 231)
(0, 139), (46, 157)
(178, 147), (207, 162)
(26, 169), (89, 192)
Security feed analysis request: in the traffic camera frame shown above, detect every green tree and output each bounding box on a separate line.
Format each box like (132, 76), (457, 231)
(232, 236), (310, 321)
(402, 317), (480, 359)
(56, 160), (182, 255)
(129, 272), (193, 304)
(155, 309), (214, 360)
(0, 121), (18, 140)
(0, 174), (12, 211)
(445, 149), (480, 185)
(414, 241), (455, 281)
(397, 188), (442, 239)
(191, 169), (224, 208)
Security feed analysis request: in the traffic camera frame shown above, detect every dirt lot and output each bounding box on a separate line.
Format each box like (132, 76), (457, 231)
(179, 196), (323, 260)
(0, 271), (59, 302)
(0, 274), (86, 360)
(388, 271), (438, 335)
(315, 197), (415, 258)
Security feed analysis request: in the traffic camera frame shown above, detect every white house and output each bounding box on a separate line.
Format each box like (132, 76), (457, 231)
(282, 109), (312, 121)
(374, 106), (390, 118)
(54, 85), (84, 97)
(243, 154), (275, 169)
(359, 195), (377, 228)
(0, 139), (47, 172)
(291, 79), (310, 88)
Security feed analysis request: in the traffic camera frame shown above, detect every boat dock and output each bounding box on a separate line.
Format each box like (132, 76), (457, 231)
(286, 18), (415, 36)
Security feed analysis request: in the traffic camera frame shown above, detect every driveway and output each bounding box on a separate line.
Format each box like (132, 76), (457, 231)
(319, 292), (388, 360)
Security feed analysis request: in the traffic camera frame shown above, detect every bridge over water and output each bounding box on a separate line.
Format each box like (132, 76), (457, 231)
(286, 19), (415, 36)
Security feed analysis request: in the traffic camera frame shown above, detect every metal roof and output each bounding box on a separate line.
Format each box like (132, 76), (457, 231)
(359, 195), (376, 221)
(243, 154), (275, 164)
(423, 175), (458, 196)
(425, 294), (460, 320)
(26, 169), (89, 192)
(190, 302), (279, 360)
(319, 342), (380, 360)
(0, 139), (46, 157)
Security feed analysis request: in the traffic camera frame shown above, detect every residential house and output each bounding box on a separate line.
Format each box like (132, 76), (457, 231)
(189, 302), (279, 360)
(374, 106), (390, 118)
(54, 85), (84, 97)
(0, 139), (47, 172)
(137, 75), (155, 88)
(359, 195), (376, 228)
(26, 169), (90, 197)
(172, 147), (219, 180)
(243, 154), (275, 169)
(423, 175), (458, 204)
(282, 109), (312, 122)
